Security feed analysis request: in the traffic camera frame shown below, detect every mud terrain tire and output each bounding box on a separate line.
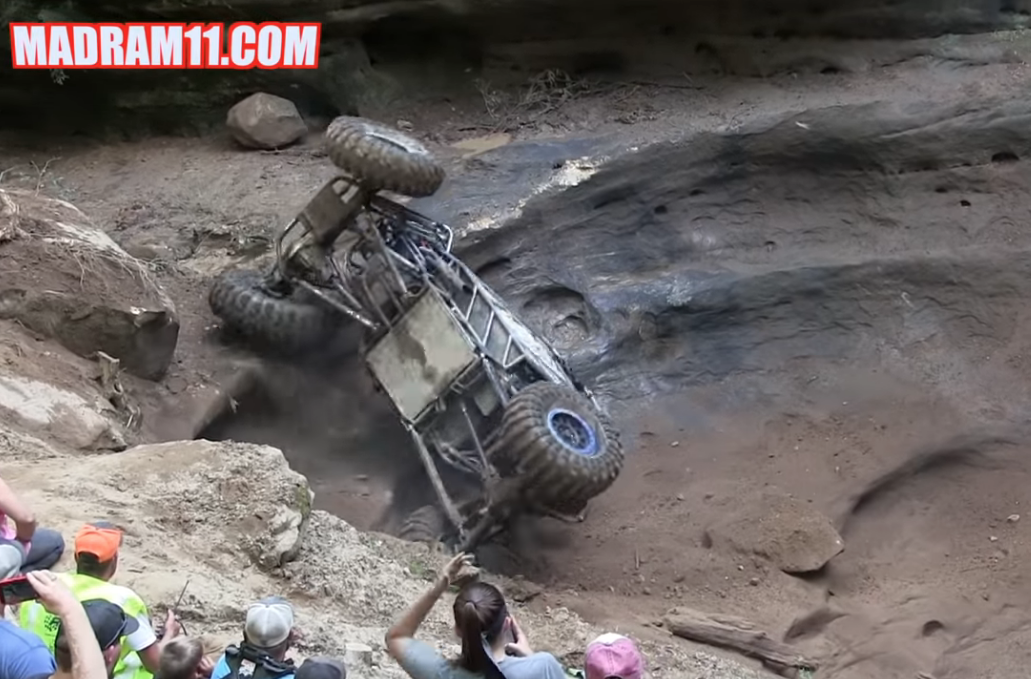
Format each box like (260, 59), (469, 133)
(399, 504), (446, 543)
(324, 116), (445, 198)
(208, 268), (338, 353)
(493, 382), (624, 514)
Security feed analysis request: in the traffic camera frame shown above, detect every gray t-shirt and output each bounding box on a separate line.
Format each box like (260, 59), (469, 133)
(396, 639), (567, 679)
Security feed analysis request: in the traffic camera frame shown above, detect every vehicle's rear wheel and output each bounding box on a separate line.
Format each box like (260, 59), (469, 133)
(208, 268), (338, 354)
(324, 116), (445, 198)
(491, 382), (624, 515)
(398, 504), (446, 544)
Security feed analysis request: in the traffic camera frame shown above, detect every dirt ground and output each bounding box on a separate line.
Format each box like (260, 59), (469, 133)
(4, 30), (1031, 679)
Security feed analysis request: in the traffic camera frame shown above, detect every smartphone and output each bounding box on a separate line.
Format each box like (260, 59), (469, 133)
(0, 575), (39, 605)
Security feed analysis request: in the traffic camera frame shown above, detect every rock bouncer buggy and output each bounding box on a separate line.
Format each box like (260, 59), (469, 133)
(208, 116), (625, 552)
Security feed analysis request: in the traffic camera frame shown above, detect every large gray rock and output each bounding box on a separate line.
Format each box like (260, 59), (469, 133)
(226, 92), (308, 150)
(0, 189), (179, 381)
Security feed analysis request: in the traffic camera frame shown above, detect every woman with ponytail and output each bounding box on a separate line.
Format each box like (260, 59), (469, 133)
(386, 552), (566, 679)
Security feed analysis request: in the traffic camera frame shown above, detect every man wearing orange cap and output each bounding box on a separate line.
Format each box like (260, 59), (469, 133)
(19, 522), (182, 679)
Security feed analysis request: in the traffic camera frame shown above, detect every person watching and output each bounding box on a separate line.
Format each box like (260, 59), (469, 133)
(0, 477), (65, 579)
(583, 634), (644, 679)
(19, 522), (181, 679)
(385, 552), (566, 679)
(51, 599), (142, 679)
(209, 597), (299, 679)
(21, 570), (135, 679)
(157, 637), (214, 679)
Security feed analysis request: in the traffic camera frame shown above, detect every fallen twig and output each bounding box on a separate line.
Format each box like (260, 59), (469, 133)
(31, 157), (59, 195)
(0, 165), (19, 184)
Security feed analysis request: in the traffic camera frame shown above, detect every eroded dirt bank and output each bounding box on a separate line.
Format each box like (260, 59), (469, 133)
(3, 26), (1031, 679)
(459, 91), (1031, 678)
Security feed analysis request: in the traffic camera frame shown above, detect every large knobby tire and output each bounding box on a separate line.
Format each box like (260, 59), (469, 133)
(398, 505), (446, 544)
(208, 268), (339, 354)
(324, 116), (445, 198)
(493, 382), (624, 514)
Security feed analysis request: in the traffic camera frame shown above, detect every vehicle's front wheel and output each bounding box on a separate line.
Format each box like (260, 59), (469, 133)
(491, 382), (625, 515)
(208, 268), (339, 354)
(324, 116), (445, 198)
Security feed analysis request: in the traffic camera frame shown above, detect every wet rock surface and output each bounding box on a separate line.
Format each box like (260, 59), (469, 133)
(460, 93), (1031, 407)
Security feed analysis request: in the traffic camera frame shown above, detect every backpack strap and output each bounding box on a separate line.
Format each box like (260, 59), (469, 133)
(223, 644), (296, 679)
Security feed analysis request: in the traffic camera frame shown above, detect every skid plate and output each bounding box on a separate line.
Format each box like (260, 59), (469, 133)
(366, 290), (478, 422)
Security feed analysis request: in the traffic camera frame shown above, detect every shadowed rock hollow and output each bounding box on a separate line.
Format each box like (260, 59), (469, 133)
(5, 0), (1031, 135)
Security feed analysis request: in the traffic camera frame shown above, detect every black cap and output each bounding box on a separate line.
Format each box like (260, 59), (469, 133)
(55, 599), (140, 652)
(296, 657), (346, 679)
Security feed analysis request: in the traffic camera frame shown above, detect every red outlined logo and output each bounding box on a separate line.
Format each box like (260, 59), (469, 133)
(9, 22), (321, 69)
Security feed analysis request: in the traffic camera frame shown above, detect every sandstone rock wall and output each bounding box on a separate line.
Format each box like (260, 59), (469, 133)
(3, 0), (1028, 136)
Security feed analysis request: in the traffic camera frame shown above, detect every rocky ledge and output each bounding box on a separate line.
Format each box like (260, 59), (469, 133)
(3, 0), (1030, 136)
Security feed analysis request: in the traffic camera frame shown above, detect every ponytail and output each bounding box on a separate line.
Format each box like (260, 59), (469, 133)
(453, 582), (508, 678)
(456, 601), (491, 673)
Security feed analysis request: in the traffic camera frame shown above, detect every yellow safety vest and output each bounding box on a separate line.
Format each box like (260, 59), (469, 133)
(19, 572), (155, 679)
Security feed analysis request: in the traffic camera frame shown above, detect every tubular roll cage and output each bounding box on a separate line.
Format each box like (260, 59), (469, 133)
(268, 175), (589, 551)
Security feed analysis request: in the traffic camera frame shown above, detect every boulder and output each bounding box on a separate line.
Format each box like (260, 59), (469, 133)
(0, 189), (179, 381)
(0, 371), (126, 453)
(226, 93), (308, 150)
(15, 439), (313, 571)
(705, 489), (844, 574)
(0, 321), (128, 453)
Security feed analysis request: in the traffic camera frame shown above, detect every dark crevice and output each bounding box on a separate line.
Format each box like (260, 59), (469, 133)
(360, 12), (484, 68)
(991, 151), (1020, 163)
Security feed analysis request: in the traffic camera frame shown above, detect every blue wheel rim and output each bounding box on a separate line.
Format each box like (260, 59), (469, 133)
(546, 408), (599, 457)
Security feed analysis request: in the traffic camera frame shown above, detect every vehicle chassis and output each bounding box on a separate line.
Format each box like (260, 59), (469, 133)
(270, 174), (601, 552)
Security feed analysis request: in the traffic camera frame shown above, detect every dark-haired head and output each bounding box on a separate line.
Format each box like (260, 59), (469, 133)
(452, 581), (508, 677)
(75, 552), (118, 580)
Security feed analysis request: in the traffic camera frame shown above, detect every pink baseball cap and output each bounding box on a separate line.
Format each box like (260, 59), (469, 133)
(585, 633), (644, 679)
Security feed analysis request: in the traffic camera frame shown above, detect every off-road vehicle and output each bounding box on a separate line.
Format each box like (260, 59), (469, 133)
(208, 116), (625, 553)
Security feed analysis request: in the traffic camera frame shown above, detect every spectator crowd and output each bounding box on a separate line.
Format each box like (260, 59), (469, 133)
(0, 476), (646, 679)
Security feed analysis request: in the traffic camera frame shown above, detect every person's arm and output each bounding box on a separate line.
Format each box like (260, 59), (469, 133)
(129, 604), (176, 673)
(385, 552), (474, 661)
(26, 570), (108, 679)
(0, 476), (36, 542)
(385, 575), (448, 650)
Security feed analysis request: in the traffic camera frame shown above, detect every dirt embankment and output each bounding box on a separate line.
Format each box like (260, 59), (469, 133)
(0, 423), (762, 679)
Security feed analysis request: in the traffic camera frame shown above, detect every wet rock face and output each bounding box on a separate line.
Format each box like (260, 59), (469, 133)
(459, 95), (1031, 403)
